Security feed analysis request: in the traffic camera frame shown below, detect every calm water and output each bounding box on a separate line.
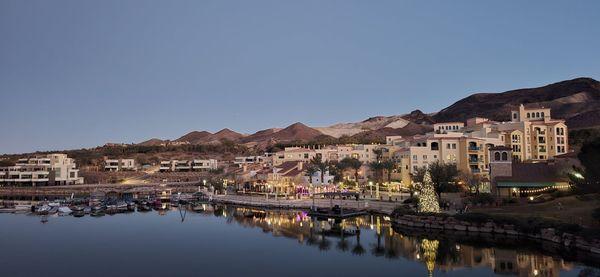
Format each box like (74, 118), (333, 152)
(0, 206), (598, 277)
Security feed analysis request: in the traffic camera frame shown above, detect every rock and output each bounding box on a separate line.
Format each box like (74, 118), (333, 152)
(454, 224), (467, 231)
(467, 226), (480, 232)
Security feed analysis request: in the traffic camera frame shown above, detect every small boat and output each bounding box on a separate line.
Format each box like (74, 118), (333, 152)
(58, 206), (72, 216)
(48, 206), (59, 215)
(116, 201), (128, 212)
(72, 211), (85, 217)
(36, 205), (51, 215)
(126, 202), (136, 212)
(71, 206), (85, 212)
(90, 211), (105, 217)
(138, 203), (151, 212)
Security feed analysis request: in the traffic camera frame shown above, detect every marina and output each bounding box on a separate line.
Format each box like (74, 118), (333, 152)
(0, 196), (599, 276)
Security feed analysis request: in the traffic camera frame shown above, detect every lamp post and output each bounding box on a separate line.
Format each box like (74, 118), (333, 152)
(376, 182), (380, 199)
(369, 181), (373, 198)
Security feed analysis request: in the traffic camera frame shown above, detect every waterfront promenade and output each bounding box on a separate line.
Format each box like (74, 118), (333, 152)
(211, 194), (401, 214)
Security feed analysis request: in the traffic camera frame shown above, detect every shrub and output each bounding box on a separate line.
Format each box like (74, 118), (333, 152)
(502, 198), (517, 204)
(593, 207), (600, 222)
(467, 193), (495, 205)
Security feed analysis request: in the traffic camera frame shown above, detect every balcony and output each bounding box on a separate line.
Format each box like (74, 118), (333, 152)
(471, 168), (481, 174)
(468, 146), (480, 152)
(469, 158), (480, 164)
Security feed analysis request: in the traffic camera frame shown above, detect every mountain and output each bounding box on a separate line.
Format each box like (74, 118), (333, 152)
(239, 128), (282, 143)
(138, 138), (167, 146)
(270, 122), (325, 141)
(402, 110), (436, 125)
(351, 122), (434, 143)
(175, 131), (212, 144)
(197, 128), (244, 144)
(433, 77), (600, 128)
(316, 115), (412, 138)
(136, 77), (600, 149)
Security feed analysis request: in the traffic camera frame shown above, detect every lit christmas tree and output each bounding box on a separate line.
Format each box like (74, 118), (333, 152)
(418, 171), (440, 213)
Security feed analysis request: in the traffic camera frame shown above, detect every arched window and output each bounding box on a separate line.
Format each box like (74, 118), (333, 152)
(536, 112), (540, 118)
(541, 112), (544, 118)
(501, 152), (508, 161)
(527, 113), (530, 118)
(431, 142), (439, 151)
(494, 152), (501, 161)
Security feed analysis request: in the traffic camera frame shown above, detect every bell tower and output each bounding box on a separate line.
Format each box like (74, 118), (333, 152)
(489, 146), (513, 196)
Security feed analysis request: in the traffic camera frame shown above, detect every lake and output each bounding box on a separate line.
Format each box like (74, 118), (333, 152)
(0, 205), (598, 277)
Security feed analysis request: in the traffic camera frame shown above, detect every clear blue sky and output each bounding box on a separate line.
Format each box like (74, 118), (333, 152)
(1, 1), (599, 154)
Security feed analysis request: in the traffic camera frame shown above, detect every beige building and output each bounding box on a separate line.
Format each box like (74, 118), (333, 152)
(272, 144), (382, 166)
(0, 154), (84, 186)
(389, 104), (568, 186)
(104, 158), (136, 171)
(159, 159), (218, 172)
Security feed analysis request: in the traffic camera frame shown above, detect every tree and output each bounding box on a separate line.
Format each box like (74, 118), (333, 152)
(417, 171), (440, 213)
(413, 161), (459, 198)
(570, 138), (600, 193)
(310, 156), (328, 185)
(368, 161), (384, 184)
(381, 160), (396, 183)
(305, 164), (318, 185)
(459, 171), (482, 194)
(340, 157), (363, 185)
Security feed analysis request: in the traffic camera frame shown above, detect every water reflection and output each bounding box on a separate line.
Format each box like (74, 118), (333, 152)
(188, 204), (596, 276)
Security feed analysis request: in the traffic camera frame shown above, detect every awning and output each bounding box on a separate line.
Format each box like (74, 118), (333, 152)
(496, 181), (558, 188)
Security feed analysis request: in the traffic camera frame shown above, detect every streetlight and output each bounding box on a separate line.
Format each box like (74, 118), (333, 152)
(369, 181), (373, 197)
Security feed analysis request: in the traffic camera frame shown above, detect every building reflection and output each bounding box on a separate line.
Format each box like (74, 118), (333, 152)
(185, 205), (574, 276)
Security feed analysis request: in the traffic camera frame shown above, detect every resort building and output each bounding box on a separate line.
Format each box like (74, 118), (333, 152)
(272, 144), (381, 166)
(0, 154), (84, 186)
(489, 146), (570, 197)
(390, 104), (568, 182)
(234, 153), (273, 167)
(433, 122), (465, 133)
(159, 159), (219, 172)
(104, 158), (136, 171)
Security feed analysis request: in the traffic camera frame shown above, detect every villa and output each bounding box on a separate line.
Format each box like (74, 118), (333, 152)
(104, 158), (136, 171)
(0, 154), (84, 186)
(159, 159), (219, 172)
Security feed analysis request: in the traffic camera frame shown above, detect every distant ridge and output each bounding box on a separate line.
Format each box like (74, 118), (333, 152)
(134, 77), (600, 149)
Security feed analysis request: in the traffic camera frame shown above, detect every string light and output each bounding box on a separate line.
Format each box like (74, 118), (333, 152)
(518, 184), (572, 194)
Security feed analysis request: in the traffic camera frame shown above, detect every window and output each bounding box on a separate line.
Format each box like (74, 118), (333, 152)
(527, 113), (530, 118)
(412, 155), (417, 161)
(494, 152), (500, 161)
(447, 143), (451, 149)
(431, 142), (439, 151)
(501, 152), (508, 161)
(423, 155), (427, 160)
(513, 113), (517, 119)
(541, 112), (545, 118)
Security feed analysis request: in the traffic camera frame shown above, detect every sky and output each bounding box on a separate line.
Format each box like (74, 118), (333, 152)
(1, 0), (599, 154)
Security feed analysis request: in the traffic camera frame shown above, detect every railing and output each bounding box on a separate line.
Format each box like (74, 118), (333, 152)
(468, 146), (480, 151)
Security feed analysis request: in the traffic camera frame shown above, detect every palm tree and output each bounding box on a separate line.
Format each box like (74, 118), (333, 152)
(310, 156), (328, 185)
(352, 231), (366, 256)
(368, 161), (384, 184)
(340, 157), (363, 186)
(371, 231), (386, 257)
(318, 232), (331, 251)
(305, 164), (318, 185)
(381, 160), (396, 184)
(337, 230), (350, 252)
